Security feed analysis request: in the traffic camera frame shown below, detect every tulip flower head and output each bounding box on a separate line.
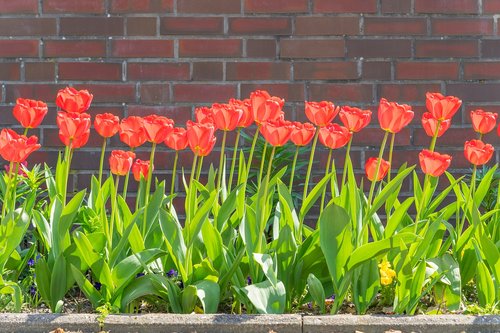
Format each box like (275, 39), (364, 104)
(13, 98), (48, 129)
(419, 149), (452, 177)
(94, 113), (120, 138)
(195, 106), (215, 125)
(421, 112), (451, 138)
(132, 159), (151, 181)
(339, 106), (372, 133)
(109, 150), (136, 176)
(290, 122), (316, 146)
(212, 103), (243, 131)
(56, 87), (93, 113)
(318, 123), (352, 149)
(259, 119), (294, 147)
(305, 101), (340, 127)
(365, 157), (391, 182)
(165, 127), (189, 151)
(0, 129), (41, 163)
(464, 139), (495, 166)
(119, 116), (147, 148)
(56, 112), (91, 149)
(143, 114), (174, 144)
(470, 109), (498, 135)
(378, 98), (414, 134)
(425, 92), (462, 121)
(186, 120), (217, 157)
(251, 90), (284, 125)
(229, 98), (253, 128)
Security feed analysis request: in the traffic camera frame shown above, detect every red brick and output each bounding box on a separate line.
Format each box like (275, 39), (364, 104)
(353, 128), (411, 146)
(431, 18), (493, 36)
(128, 63), (190, 81)
(43, 0), (105, 13)
(25, 62), (55, 81)
(192, 62), (223, 81)
(245, 0), (308, 13)
(413, 127), (475, 147)
(178, 0), (240, 13)
(362, 61), (391, 80)
(364, 18), (427, 36)
(140, 83), (170, 104)
(482, 40), (500, 58)
(44, 40), (106, 58)
(160, 17), (224, 35)
(415, 0), (478, 14)
(246, 39), (276, 58)
(313, 0), (377, 13)
(60, 18), (124, 36)
(281, 39), (345, 58)
(241, 83), (305, 101)
(295, 16), (359, 36)
(396, 62), (459, 80)
(381, 0), (411, 13)
(483, 0), (500, 13)
(226, 62), (291, 81)
(127, 17), (157, 36)
(0, 0), (38, 13)
(347, 39), (411, 58)
(229, 18), (292, 35)
(59, 62), (122, 81)
(179, 39), (242, 58)
(5, 84), (64, 103)
(415, 40), (478, 58)
(447, 83), (500, 102)
(378, 83), (441, 102)
(72, 84), (136, 103)
(127, 105), (192, 123)
(173, 84), (237, 102)
(111, 40), (173, 58)
(0, 40), (38, 57)
(0, 63), (20, 81)
(294, 62), (359, 80)
(309, 84), (373, 103)
(464, 62), (500, 80)
(110, 0), (173, 13)
(0, 19), (56, 37)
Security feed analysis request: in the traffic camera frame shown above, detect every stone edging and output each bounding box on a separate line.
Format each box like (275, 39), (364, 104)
(0, 313), (498, 333)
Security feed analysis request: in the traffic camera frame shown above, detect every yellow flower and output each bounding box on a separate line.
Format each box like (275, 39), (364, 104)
(379, 260), (396, 285)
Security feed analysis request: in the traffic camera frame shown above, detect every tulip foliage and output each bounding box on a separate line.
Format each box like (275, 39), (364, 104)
(0, 87), (499, 316)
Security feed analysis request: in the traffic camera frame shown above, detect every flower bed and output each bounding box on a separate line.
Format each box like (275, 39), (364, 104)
(0, 88), (498, 317)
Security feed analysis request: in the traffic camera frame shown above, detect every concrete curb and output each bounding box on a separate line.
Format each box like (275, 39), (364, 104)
(0, 313), (498, 333)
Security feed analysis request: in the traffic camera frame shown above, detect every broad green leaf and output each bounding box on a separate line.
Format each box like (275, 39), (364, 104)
(50, 254), (67, 313)
(159, 209), (187, 282)
(352, 259), (379, 314)
(476, 261), (495, 307)
(384, 197), (414, 238)
(307, 273), (326, 314)
(35, 257), (51, 307)
(241, 280), (286, 314)
(70, 265), (103, 308)
(187, 190), (217, 246)
(193, 279), (220, 313)
(120, 275), (164, 311)
(253, 253), (278, 287)
(300, 172), (333, 221)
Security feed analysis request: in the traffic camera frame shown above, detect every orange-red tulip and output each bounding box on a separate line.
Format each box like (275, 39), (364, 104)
(56, 87), (93, 113)
(318, 123), (352, 149)
(230, 98), (253, 128)
(419, 149), (452, 177)
(143, 114), (174, 144)
(290, 122), (316, 146)
(165, 127), (188, 151)
(119, 116), (147, 148)
(251, 90), (284, 125)
(305, 101), (339, 127)
(94, 113), (120, 138)
(0, 129), (41, 163)
(212, 103), (243, 131)
(426, 92), (462, 121)
(365, 157), (390, 182)
(421, 112), (451, 137)
(186, 120), (217, 157)
(470, 109), (498, 135)
(339, 106), (372, 132)
(13, 98), (48, 129)
(259, 119), (294, 147)
(464, 139), (495, 166)
(195, 106), (215, 125)
(109, 150), (136, 176)
(378, 98), (414, 134)
(56, 112), (91, 149)
(132, 159), (151, 181)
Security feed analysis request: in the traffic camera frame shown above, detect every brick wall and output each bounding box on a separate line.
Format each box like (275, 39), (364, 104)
(1, 0), (499, 193)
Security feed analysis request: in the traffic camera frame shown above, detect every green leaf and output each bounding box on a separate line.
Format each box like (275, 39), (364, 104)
(70, 265), (103, 309)
(35, 257), (51, 307)
(300, 172), (333, 221)
(384, 197), (414, 237)
(120, 275), (163, 311)
(193, 279), (220, 313)
(307, 273), (326, 314)
(215, 184), (242, 232)
(159, 209), (187, 282)
(187, 190), (217, 246)
(476, 261), (495, 307)
(474, 165), (497, 208)
(253, 253), (278, 287)
(241, 280), (286, 314)
(352, 259), (379, 314)
(50, 254), (68, 313)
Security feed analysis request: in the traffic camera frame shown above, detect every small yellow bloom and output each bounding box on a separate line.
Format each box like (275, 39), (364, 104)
(379, 260), (396, 285)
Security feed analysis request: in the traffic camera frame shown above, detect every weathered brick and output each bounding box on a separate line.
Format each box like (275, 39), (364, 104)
(294, 62), (359, 80)
(246, 39), (276, 58)
(160, 17), (224, 35)
(25, 62), (55, 81)
(309, 84), (374, 103)
(0, 40), (39, 57)
(179, 39), (242, 58)
(381, 0), (411, 13)
(415, 40), (478, 58)
(431, 18), (493, 36)
(229, 18), (292, 35)
(173, 84), (237, 102)
(0, 63), (20, 81)
(245, 0), (309, 13)
(241, 83), (305, 101)
(447, 83), (500, 102)
(483, 0), (500, 13)
(414, 127), (475, 147)
(110, 0), (173, 13)
(5, 84), (64, 102)
(226, 62), (291, 80)
(396, 62), (459, 80)
(347, 39), (411, 58)
(44, 40), (106, 58)
(59, 62), (122, 81)
(313, 0), (377, 13)
(127, 17), (157, 36)
(111, 40), (173, 58)
(378, 83), (441, 102)
(73, 84), (136, 103)
(362, 61), (392, 80)
(415, 0), (478, 14)
(0, 0), (38, 13)
(281, 39), (345, 58)
(128, 63), (190, 81)
(178, 0), (240, 13)
(127, 105), (192, 123)
(140, 83), (170, 104)
(364, 18), (427, 36)
(295, 16), (359, 36)
(482, 40), (500, 58)
(60, 17), (124, 36)
(464, 62), (500, 80)
(353, 128), (411, 146)
(192, 62), (223, 81)
(43, 0), (105, 13)
(0, 19), (56, 37)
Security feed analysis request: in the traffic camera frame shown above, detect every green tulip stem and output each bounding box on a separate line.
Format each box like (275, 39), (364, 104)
(122, 147), (135, 199)
(228, 128), (241, 193)
(429, 119), (442, 152)
(341, 135), (353, 190)
(23, 128), (28, 136)
(258, 142), (268, 188)
(458, 165), (477, 238)
(367, 131), (389, 208)
(196, 156), (204, 181)
(246, 126), (260, 179)
(217, 130), (228, 198)
(142, 142), (157, 238)
(289, 146), (300, 193)
(257, 145), (276, 253)
(98, 138), (107, 185)
(186, 154), (198, 243)
(303, 128), (320, 201)
(109, 175), (120, 248)
(1, 162), (14, 219)
(169, 150), (179, 210)
(320, 148), (333, 213)
(387, 133), (395, 182)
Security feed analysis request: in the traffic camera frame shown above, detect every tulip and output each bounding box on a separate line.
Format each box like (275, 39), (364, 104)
(109, 150), (136, 176)
(165, 127), (188, 151)
(470, 109), (498, 135)
(419, 149), (452, 177)
(212, 103), (243, 132)
(143, 114), (174, 144)
(56, 87), (93, 113)
(365, 157), (391, 182)
(0, 129), (41, 163)
(305, 101), (340, 127)
(378, 98), (414, 134)
(13, 98), (48, 130)
(260, 119), (294, 147)
(464, 139), (495, 166)
(339, 106), (372, 133)
(186, 120), (217, 157)
(318, 123), (352, 150)
(421, 112), (451, 138)
(56, 112), (91, 149)
(290, 122), (316, 146)
(119, 116), (147, 148)
(426, 92), (462, 121)
(132, 159), (151, 182)
(230, 98), (253, 128)
(195, 106), (215, 125)
(95, 113), (120, 138)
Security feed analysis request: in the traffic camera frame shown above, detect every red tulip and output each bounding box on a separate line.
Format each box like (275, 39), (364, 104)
(426, 92), (462, 121)
(109, 150), (136, 176)
(378, 98), (414, 133)
(421, 112), (451, 137)
(419, 149), (452, 177)
(470, 109), (498, 135)
(318, 123), (352, 149)
(143, 114), (174, 144)
(56, 112), (91, 149)
(119, 116), (147, 148)
(259, 119), (294, 147)
(165, 127), (188, 151)
(339, 106), (372, 133)
(195, 106), (215, 125)
(251, 90), (284, 125)
(4, 160), (28, 177)
(365, 157), (390, 182)
(230, 98), (253, 128)
(186, 120), (217, 157)
(132, 159), (151, 181)
(56, 87), (93, 113)
(290, 122), (316, 146)
(305, 101), (340, 127)
(212, 103), (243, 131)
(0, 129), (41, 163)
(13, 98), (48, 129)
(94, 113), (120, 138)
(464, 139), (495, 166)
